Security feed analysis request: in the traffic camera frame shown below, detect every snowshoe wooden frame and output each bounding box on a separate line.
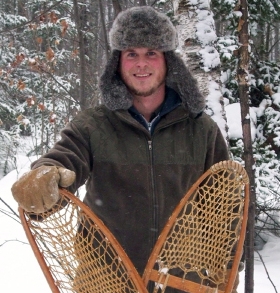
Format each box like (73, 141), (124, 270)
(19, 160), (249, 293)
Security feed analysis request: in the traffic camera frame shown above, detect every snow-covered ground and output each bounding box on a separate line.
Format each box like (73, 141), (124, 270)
(0, 155), (279, 292)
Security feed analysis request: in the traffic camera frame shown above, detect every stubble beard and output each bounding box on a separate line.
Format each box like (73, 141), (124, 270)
(126, 79), (165, 97)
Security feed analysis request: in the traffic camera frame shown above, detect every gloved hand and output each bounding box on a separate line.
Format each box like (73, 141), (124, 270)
(11, 166), (76, 213)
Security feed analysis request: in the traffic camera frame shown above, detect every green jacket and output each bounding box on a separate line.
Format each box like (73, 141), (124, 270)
(31, 104), (229, 275)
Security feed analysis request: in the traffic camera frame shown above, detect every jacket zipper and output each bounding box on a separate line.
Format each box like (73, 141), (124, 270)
(115, 111), (188, 244)
(141, 114), (159, 133)
(147, 140), (158, 249)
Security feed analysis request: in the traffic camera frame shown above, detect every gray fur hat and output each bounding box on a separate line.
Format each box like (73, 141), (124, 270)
(109, 6), (177, 52)
(99, 7), (205, 116)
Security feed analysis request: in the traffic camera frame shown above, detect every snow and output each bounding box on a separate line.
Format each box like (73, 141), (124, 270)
(0, 168), (49, 292)
(225, 103), (257, 140)
(272, 93), (280, 107)
(1, 155), (280, 292)
(199, 46), (221, 70)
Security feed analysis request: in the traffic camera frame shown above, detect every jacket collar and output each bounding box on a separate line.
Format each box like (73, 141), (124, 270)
(128, 87), (181, 133)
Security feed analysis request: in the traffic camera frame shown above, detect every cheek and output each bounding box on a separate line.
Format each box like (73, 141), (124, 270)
(151, 59), (166, 72)
(155, 63), (167, 77)
(120, 59), (133, 73)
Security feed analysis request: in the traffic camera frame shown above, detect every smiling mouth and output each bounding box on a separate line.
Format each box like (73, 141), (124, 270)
(134, 73), (151, 77)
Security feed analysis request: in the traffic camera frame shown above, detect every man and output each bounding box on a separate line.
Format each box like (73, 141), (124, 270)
(11, 6), (233, 292)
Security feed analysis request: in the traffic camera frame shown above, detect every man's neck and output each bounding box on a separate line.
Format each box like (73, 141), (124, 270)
(132, 86), (165, 121)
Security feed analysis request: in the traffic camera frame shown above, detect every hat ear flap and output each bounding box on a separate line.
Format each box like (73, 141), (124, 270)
(165, 51), (205, 116)
(99, 50), (133, 110)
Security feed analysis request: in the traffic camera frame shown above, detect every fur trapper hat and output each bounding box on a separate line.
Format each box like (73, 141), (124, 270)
(99, 7), (205, 116)
(109, 6), (177, 52)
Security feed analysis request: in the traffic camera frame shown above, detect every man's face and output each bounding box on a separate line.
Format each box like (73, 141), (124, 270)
(119, 47), (166, 98)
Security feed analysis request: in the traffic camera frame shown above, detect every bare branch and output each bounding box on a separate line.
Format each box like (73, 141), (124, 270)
(0, 239), (29, 247)
(0, 197), (20, 220)
(0, 208), (21, 224)
(255, 250), (278, 293)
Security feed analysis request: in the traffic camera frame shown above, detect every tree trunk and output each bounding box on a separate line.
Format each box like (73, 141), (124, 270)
(252, 22), (265, 61)
(138, 0), (147, 6)
(98, 0), (110, 61)
(265, 23), (270, 61)
(237, 0), (256, 292)
(73, 0), (87, 110)
(274, 23), (280, 60)
(112, 0), (122, 16)
(86, 0), (100, 108)
(173, 0), (228, 140)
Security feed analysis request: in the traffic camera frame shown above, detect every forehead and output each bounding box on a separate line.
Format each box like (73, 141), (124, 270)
(121, 47), (162, 54)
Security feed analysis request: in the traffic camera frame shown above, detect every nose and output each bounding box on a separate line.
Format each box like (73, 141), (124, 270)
(136, 55), (148, 68)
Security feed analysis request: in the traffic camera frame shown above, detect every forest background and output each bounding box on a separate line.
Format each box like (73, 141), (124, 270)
(0, 0), (280, 292)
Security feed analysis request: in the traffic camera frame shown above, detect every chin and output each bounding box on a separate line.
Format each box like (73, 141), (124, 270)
(132, 89), (156, 97)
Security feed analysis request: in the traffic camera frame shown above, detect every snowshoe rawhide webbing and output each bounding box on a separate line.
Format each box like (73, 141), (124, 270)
(19, 160), (249, 293)
(19, 188), (148, 293)
(143, 160), (249, 293)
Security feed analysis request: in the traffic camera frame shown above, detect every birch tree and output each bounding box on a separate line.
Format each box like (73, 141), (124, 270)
(173, 0), (228, 140)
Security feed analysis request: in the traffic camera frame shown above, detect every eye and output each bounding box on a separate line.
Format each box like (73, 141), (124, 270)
(147, 51), (156, 57)
(126, 52), (137, 58)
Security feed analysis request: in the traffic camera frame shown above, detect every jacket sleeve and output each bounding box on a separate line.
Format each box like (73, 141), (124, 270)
(204, 121), (230, 171)
(31, 117), (92, 193)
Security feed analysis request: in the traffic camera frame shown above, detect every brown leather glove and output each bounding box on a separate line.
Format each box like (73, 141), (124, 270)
(11, 166), (76, 213)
